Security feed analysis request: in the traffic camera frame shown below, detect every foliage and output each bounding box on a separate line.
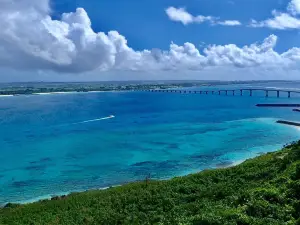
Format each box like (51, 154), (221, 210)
(1, 141), (300, 224)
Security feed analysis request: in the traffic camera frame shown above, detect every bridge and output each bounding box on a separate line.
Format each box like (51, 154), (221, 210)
(141, 88), (300, 98)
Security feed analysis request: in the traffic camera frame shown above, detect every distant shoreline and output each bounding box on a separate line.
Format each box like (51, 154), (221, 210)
(0, 80), (268, 97)
(0, 82), (203, 96)
(0, 90), (131, 97)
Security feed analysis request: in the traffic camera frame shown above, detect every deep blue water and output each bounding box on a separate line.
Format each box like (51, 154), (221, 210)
(1, 81), (300, 204)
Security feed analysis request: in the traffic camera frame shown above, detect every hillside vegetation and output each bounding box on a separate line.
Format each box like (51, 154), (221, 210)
(1, 141), (300, 225)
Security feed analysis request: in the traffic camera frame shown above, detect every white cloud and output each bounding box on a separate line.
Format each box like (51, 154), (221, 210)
(288, 0), (300, 15)
(250, 0), (300, 29)
(165, 7), (241, 27)
(165, 7), (216, 25)
(1, 0), (300, 78)
(194, 15), (216, 24)
(217, 20), (242, 26)
(165, 7), (194, 25)
(202, 35), (284, 68)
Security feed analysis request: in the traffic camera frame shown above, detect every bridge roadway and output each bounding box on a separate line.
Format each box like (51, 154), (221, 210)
(141, 88), (300, 98)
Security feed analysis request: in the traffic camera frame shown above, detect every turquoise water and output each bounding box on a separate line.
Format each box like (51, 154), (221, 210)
(1, 82), (300, 204)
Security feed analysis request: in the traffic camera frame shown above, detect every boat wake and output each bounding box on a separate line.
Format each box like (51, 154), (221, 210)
(73, 115), (115, 125)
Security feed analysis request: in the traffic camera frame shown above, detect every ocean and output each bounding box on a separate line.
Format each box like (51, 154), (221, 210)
(1, 81), (300, 204)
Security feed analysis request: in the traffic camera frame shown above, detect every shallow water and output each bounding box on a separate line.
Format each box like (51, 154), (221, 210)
(1, 81), (300, 204)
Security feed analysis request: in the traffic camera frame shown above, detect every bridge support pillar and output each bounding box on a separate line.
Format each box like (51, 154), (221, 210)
(240, 90), (243, 96)
(277, 91), (279, 98)
(233, 90), (235, 96)
(226, 91), (228, 95)
(288, 91), (291, 98)
(218, 91), (221, 95)
(250, 90), (252, 96)
(265, 91), (268, 98)
(206, 91), (208, 94)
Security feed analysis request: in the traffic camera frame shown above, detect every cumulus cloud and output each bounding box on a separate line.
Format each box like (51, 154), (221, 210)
(250, 0), (300, 29)
(165, 7), (194, 25)
(1, 0), (300, 76)
(288, 0), (300, 15)
(250, 12), (300, 29)
(165, 7), (241, 26)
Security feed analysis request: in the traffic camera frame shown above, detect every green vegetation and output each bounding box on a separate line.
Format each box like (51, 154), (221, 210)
(0, 82), (201, 95)
(2, 141), (300, 225)
(0, 80), (269, 96)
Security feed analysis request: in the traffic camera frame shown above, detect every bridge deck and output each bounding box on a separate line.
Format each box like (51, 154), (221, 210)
(143, 88), (300, 94)
(141, 88), (300, 98)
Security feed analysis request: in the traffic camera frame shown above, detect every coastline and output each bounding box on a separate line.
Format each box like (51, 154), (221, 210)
(2, 117), (300, 206)
(10, 185), (123, 206)
(2, 140), (300, 224)
(0, 90), (130, 97)
(1, 85), (300, 208)
(1, 117), (300, 206)
(3, 141), (293, 206)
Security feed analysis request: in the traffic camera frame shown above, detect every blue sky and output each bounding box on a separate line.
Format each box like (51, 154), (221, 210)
(52, 0), (299, 53)
(1, 0), (300, 81)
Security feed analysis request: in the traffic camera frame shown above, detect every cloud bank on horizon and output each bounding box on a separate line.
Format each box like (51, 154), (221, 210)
(1, 0), (300, 80)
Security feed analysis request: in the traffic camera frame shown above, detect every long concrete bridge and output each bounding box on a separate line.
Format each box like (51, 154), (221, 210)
(141, 88), (300, 98)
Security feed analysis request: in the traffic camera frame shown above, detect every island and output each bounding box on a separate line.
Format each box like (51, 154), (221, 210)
(1, 141), (300, 224)
(0, 81), (205, 96)
(0, 80), (284, 96)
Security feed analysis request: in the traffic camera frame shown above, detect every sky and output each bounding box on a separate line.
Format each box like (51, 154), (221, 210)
(1, 0), (300, 81)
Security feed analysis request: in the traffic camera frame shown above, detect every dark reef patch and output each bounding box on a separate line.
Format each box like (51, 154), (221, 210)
(183, 127), (228, 136)
(131, 161), (154, 167)
(168, 143), (179, 149)
(25, 164), (46, 172)
(30, 157), (52, 165)
(11, 180), (40, 188)
(3, 138), (19, 144)
(40, 157), (52, 163)
(190, 153), (222, 161)
(158, 160), (179, 169)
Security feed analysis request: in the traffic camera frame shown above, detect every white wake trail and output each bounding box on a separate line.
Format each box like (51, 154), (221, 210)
(73, 115), (115, 124)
